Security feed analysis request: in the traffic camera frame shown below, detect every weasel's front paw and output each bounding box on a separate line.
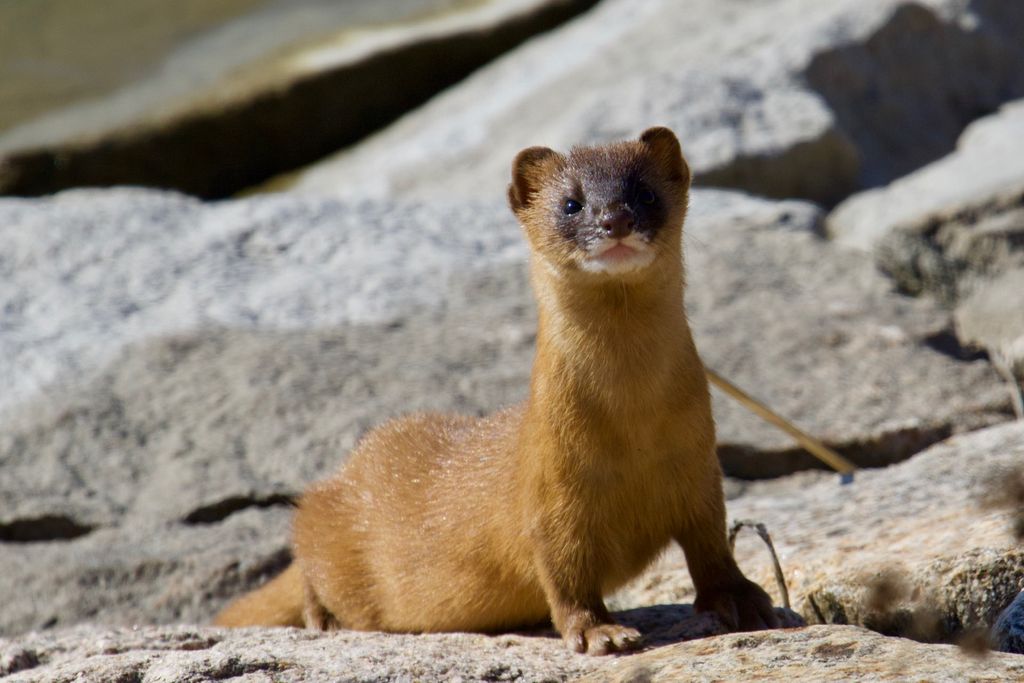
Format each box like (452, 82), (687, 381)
(695, 578), (779, 631)
(563, 623), (643, 656)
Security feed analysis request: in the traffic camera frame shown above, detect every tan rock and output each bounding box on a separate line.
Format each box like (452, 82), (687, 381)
(0, 625), (599, 682)
(580, 625), (1024, 683)
(7, 622), (1024, 682)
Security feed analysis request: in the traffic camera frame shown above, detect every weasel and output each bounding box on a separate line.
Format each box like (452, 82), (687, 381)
(214, 127), (778, 654)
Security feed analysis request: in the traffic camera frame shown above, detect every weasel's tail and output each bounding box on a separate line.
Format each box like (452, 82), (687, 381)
(214, 563), (305, 627)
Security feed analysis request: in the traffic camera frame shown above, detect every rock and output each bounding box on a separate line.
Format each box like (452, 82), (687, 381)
(830, 98), (1024, 252)
(827, 100), (1024, 408)
(0, 508), (291, 637)
(0, 625), (600, 682)
(580, 625), (1024, 683)
(0, 318), (535, 544)
(610, 421), (1024, 644)
(685, 191), (1008, 476)
(827, 99), (1024, 294)
(6, 622), (1024, 682)
(0, 0), (600, 198)
(289, 0), (1024, 205)
(955, 268), (1024, 411)
(993, 591), (1024, 655)
(0, 0), (265, 134)
(0, 189), (527, 420)
(4, 623), (1022, 682)
(804, 1), (1024, 189)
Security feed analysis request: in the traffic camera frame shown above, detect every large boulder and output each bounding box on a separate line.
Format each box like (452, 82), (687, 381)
(828, 99), (1024, 290)
(684, 192), (1008, 476)
(289, 0), (1024, 205)
(0, 0), (600, 198)
(827, 99), (1024, 394)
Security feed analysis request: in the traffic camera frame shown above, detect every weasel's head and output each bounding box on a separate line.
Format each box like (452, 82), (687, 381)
(508, 127), (690, 279)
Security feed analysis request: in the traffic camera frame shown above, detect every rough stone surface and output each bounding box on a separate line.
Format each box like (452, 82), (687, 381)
(0, 508), (292, 638)
(828, 99), (1024, 295)
(955, 268), (1024, 398)
(0, 625), (599, 682)
(827, 100), (1024, 392)
(684, 192), (1009, 477)
(4, 623), (1022, 682)
(289, 0), (1024, 204)
(610, 421), (1024, 644)
(0, 189), (526, 420)
(0, 0), (600, 198)
(580, 625), (1024, 683)
(993, 590), (1024, 655)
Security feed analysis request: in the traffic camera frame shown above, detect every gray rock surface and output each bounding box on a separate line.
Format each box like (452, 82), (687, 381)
(684, 192), (1008, 476)
(828, 99), (1024, 286)
(0, 625), (598, 682)
(827, 99), (1024, 399)
(0, 509), (292, 637)
(0, 187), (1012, 637)
(955, 269), (1024, 412)
(289, 0), (1024, 204)
(0, 189), (526, 420)
(0, 0), (600, 198)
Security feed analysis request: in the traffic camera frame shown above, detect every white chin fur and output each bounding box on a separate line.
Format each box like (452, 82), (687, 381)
(580, 236), (655, 274)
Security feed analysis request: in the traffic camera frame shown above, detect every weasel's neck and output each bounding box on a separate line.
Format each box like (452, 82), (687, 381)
(528, 257), (699, 413)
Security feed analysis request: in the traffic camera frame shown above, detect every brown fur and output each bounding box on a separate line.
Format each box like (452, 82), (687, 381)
(214, 128), (777, 654)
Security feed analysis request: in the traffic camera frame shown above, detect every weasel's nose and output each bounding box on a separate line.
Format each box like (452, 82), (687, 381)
(600, 208), (635, 239)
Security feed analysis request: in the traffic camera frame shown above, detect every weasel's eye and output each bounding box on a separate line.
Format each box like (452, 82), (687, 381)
(637, 187), (656, 205)
(563, 199), (583, 215)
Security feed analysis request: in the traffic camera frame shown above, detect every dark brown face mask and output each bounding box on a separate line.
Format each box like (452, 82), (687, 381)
(507, 127), (690, 275)
(551, 148), (669, 253)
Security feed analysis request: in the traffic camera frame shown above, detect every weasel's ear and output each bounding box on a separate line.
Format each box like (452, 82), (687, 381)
(508, 146), (559, 214)
(640, 127), (689, 185)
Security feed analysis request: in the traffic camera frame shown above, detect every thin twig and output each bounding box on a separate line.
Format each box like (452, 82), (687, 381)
(706, 367), (857, 478)
(729, 519), (791, 611)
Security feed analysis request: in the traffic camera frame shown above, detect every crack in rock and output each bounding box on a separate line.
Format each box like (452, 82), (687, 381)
(0, 515), (95, 543)
(718, 423), (957, 479)
(183, 494), (295, 526)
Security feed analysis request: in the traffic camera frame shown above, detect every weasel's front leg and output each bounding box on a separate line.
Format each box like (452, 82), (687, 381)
(532, 546), (642, 655)
(677, 496), (779, 631)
